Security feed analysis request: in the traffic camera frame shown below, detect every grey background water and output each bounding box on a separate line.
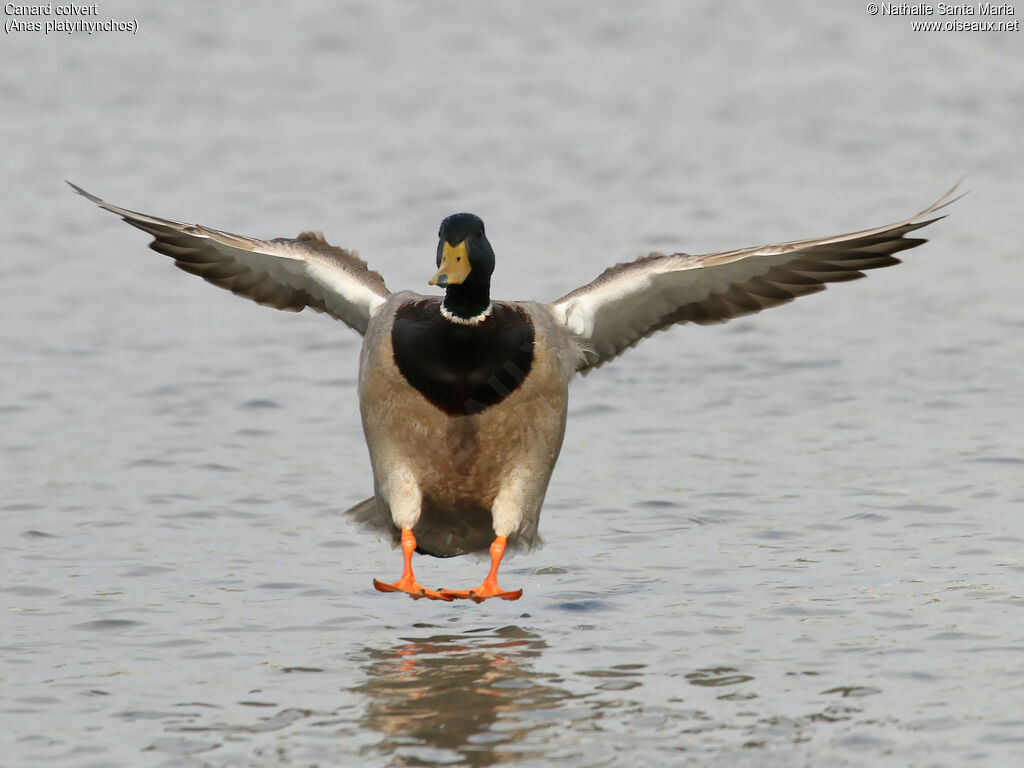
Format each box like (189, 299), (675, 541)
(2, 1), (1022, 766)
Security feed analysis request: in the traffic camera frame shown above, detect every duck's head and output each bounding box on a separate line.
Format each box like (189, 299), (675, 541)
(429, 213), (495, 323)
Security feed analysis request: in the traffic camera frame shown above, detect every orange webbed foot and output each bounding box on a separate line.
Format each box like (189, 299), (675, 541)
(373, 528), (453, 601)
(438, 585), (523, 603)
(439, 535), (521, 602)
(374, 577), (453, 601)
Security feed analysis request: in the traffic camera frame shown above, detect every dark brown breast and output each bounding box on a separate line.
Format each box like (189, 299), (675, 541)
(390, 299), (535, 415)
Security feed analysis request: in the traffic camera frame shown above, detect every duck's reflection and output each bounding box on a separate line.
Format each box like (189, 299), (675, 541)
(355, 625), (572, 765)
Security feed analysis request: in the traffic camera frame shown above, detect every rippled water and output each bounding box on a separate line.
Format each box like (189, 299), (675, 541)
(3, 1), (1023, 766)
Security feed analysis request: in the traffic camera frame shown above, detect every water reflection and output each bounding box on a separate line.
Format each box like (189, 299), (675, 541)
(354, 625), (572, 766)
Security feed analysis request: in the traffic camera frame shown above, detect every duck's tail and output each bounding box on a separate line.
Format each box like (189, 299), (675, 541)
(343, 495), (379, 525)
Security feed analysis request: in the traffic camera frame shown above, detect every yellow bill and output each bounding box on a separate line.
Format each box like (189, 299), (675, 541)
(429, 241), (471, 286)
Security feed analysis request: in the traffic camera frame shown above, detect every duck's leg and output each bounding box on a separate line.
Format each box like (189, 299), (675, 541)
(440, 536), (523, 603)
(374, 528), (452, 601)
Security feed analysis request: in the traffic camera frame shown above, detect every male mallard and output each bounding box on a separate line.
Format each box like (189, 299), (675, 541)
(70, 182), (960, 602)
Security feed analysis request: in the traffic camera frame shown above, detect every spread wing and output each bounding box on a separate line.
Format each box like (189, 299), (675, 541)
(552, 183), (962, 373)
(69, 182), (390, 335)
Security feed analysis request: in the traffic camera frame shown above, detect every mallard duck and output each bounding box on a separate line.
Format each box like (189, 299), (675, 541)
(70, 181), (960, 602)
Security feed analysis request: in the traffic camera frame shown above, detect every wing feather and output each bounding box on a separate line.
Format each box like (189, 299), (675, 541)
(70, 182), (390, 334)
(552, 184), (962, 372)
